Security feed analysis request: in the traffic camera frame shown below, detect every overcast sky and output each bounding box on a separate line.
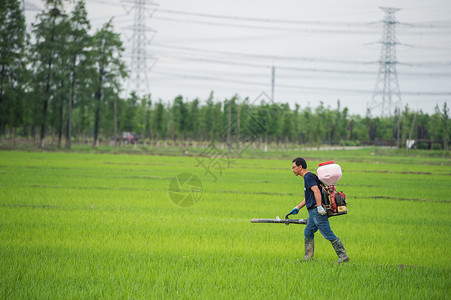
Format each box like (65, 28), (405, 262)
(25, 0), (451, 116)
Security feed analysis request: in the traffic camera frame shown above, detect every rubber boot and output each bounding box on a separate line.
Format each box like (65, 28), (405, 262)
(331, 238), (349, 264)
(300, 238), (314, 262)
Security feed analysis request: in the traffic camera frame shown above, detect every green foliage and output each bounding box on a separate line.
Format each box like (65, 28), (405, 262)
(65, 0), (92, 149)
(30, 0), (69, 146)
(91, 19), (127, 147)
(172, 95), (188, 140)
(431, 143), (442, 150)
(123, 92), (139, 132)
(153, 100), (166, 140)
(0, 0), (27, 131)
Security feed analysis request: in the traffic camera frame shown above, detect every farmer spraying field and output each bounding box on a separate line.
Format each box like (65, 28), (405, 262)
(288, 157), (349, 264)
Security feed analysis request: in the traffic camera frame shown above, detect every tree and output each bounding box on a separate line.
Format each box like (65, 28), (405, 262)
(431, 103), (450, 150)
(172, 95), (188, 146)
(0, 0), (27, 140)
(298, 106), (313, 144)
(65, 0), (91, 149)
(334, 100), (349, 143)
(266, 103), (282, 145)
(31, 0), (68, 147)
(123, 92), (139, 132)
(201, 93), (215, 142)
(280, 104), (294, 147)
(223, 96), (237, 150)
(293, 104), (300, 144)
(153, 100), (166, 141)
(442, 102), (449, 150)
(314, 103), (326, 146)
(187, 98), (200, 140)
(91, 19), (127, 148)
(137, 94), (151, 143)
(429, 105), (442, 142)
(400, 105), (412, 149)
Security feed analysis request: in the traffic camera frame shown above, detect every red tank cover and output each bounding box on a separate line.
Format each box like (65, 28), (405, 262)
(318, 161), (335, 167)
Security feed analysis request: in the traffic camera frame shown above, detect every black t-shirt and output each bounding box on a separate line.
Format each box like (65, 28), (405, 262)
(304, 172), (320, 209)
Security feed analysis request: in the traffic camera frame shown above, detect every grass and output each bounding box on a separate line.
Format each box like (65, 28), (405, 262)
(0, 149), (450, 299)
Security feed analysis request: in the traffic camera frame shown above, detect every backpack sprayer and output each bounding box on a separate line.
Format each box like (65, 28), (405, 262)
(317, 161), (347, 217)
(251, 161), (347, 225)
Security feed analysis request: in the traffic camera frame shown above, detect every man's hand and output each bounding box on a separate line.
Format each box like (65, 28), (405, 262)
(289, 207), (299, 215)
(317, 206), (327, 216)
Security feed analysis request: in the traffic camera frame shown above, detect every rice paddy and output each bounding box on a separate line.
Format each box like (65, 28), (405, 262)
(0, 149), (450, 299)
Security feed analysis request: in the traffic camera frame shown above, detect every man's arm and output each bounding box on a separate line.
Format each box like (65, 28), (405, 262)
(311, 185), (322, 207)
(288, 199), (305, 215)
(311, 185), (327, 215)
(296, 199), (306, 210)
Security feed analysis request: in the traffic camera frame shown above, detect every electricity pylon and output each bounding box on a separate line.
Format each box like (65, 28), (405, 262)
(122, 0), (158, 97)
(370, 7), (402, 117)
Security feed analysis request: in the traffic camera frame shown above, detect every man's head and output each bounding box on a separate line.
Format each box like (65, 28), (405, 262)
(292, 157), (307, 176)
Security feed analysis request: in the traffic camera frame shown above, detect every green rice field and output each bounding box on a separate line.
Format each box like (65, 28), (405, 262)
(0, 149), (450, 299)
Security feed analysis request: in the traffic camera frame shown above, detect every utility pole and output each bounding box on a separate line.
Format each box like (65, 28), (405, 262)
(271, 65), (275, 102)
(122, 0), (158, 97)
(407, 111), (417, 150)
(370, 7), (402, 118)
(228, 101), (232, 154)
(114, 96), (118, 152)
(237, 103), (240, 152)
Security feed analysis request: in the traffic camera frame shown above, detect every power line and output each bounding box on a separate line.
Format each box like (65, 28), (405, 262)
(150, 54), (377, 75)
(152, 43), (451, 70)
(153, 71), (370, 93)
(151, 43), (377, 65)
(399, 62), (451, 67)
(151, 61), (450, 82)
(151, 16), (378, 35)
(400, 22), (451, 29)
(85, 0), (451, 28)
(151, 70), (451, 96)
(86, 0), (123, 8)
(145, 52), (451, 77)
(156, 8), (373, 27)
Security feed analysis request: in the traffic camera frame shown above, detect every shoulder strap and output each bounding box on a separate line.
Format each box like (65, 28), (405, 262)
(311, 172), (326, 187)
(311, 172), (330, 206)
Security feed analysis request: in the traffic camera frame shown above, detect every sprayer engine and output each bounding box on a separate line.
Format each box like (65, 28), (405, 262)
(317, 161), (348, 217)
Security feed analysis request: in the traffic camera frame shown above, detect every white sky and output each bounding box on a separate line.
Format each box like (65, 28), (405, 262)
(25, 0), (451, 116)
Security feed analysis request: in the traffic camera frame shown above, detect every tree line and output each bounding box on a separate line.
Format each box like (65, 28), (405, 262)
(0, 0), (449, 150)
(110, 94), (449, 150)
(1, 0), (125, 149)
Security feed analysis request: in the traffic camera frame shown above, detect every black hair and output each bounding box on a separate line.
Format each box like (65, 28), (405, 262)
(292, 157), (307, 169)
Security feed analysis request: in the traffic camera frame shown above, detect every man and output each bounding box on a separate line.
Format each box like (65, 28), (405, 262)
(288, 157), (349, 264)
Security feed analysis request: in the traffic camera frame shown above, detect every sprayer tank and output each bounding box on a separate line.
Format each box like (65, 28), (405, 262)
(317, 161), (342, 185)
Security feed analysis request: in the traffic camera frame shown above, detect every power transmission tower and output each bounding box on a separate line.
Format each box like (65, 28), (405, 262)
(122, 0), (158, 97)
(370, 7), (402, 118)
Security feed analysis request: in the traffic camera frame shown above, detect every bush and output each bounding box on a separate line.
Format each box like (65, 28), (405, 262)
(417, 142), (429, 150)
(431, 143), (442, 150)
